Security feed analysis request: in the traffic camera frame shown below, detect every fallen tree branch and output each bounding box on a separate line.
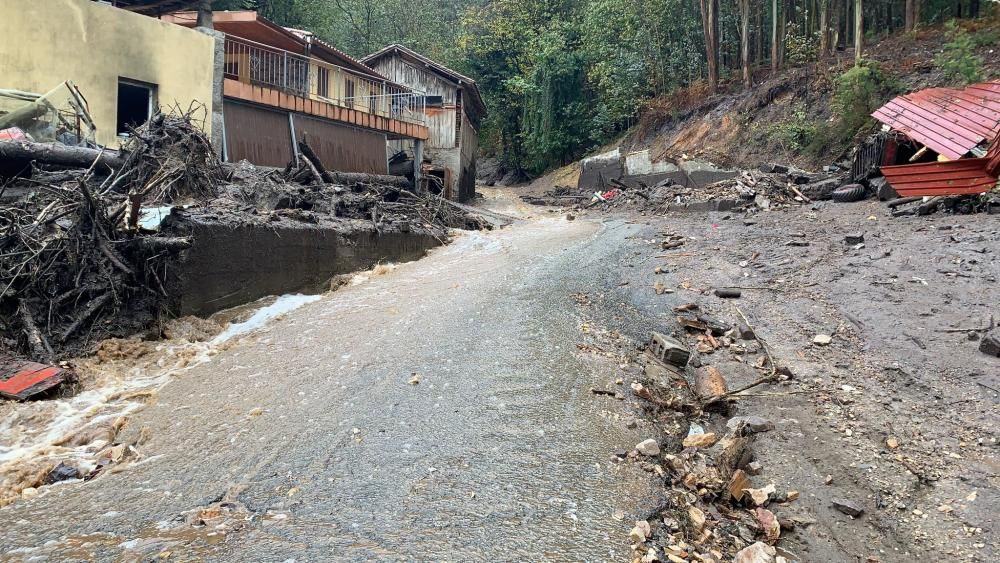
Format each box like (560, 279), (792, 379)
(0, 140), (123, 172)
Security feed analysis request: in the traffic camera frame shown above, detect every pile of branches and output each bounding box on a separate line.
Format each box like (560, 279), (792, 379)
(279, 140), (489, 232)
(0, 109), (216, 361)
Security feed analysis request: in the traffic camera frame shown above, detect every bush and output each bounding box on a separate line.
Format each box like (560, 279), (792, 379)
(936, 20), (985, 85)
(770, 109), (818, 152)
(784, 23), (818, 65)
(832, 60), (897, 140)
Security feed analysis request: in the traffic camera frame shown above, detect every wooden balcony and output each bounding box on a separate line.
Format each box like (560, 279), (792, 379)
(223, 35), (428, 140)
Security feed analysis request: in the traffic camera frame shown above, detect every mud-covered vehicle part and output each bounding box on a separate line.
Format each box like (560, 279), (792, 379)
(831, 183), (867, 203)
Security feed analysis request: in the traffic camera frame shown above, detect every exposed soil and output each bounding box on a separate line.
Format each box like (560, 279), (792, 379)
(565, 200), (999, 561)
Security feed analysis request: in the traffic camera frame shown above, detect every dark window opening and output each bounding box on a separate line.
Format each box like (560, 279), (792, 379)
(117, 80), (155, 136)
(317, 67), (330, 98)
(345, 79), (355, 108)
(423, 95), (444, 107)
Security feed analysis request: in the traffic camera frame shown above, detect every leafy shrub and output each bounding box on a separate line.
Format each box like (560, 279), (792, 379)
(832, 60), (896, 140)
(784, 23), (818, 65)
(768, 109), (818, 152)
(936, 20), (985, 85)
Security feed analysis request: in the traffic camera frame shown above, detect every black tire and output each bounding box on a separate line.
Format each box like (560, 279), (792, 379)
(831, 183), (867, 203)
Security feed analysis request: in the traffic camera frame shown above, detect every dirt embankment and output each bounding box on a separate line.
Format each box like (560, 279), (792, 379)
(625, 22), (1000, 172)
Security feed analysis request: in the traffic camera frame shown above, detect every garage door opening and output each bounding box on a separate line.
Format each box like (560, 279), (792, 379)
(117, 79), (156, 136)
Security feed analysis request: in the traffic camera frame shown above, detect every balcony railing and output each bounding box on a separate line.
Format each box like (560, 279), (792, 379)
(223, 35), (426, 126)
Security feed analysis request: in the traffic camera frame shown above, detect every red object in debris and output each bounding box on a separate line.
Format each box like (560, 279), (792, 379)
(0, 127), (28, 142)
(0, 360), (72, 400)
(872, 80), (1000, 160)
(881, 133), (1000, 197)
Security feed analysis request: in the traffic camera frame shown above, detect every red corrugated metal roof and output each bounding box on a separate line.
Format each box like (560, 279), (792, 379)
(872, 80), (1000, 160)
(882, 133), (1000, 197)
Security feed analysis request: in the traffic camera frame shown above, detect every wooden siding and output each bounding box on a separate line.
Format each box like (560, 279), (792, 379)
(369, 57), (458, 149)
(224, 101), (293, 167)
(294, 115), (388, 175)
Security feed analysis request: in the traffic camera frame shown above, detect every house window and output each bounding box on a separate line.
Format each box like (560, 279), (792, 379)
(116, 79), (155, 136)
(344, 79), (355, 108)
(317, 67), (330, 98)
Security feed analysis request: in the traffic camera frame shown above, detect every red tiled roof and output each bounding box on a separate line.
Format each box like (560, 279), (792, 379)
(872, 80), (1000, 160)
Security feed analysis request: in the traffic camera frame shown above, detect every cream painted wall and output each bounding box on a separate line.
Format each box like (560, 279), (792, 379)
(0, 0), (215, 147)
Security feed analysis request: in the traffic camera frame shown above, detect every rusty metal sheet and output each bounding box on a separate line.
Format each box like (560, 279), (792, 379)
(0, 361), (72, 400)
(872, 80), (1000, 160)
(224, 101), (294, 167)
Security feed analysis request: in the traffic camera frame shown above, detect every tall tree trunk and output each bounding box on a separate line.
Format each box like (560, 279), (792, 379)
(914, 0), (921, 29)
(740, 0), (752, 87)
(756, 3), (764, 66)
(701, 0), (720, 91)
(854, 0), (864, 63)
(819, 0), (829, 55)
(771, 0), (781, 71)
(905, 0), (915, 31)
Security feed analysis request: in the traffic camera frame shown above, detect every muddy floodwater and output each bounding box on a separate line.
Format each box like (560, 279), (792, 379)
(0, 193), (658, 561)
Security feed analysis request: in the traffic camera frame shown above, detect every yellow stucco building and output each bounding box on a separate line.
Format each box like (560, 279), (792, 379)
(0, 0), (216, 147)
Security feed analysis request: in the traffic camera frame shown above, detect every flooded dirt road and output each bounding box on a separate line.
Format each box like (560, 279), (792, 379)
(0, 193), (659, 561)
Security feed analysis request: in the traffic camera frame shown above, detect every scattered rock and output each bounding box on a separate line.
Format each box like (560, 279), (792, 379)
(734, 541), (776, 563)
(737, 321), (756, 340)
(407, 373), (421, 385)
(755, 507), (781, 543)
(636, 439), (660, 457)
(980, 329), (1000, 357)
(813, 334), (833, 346)
(727, 469), (752, 502)
(832, 498), (865, 517)
(694, 365), (729, 398)
(566, 213), (575, 221)
(747, 483), (776, 506)
(630, 519), (652, 543)
(44, 462), (80, 485)
(682, 432), (718, 449)
(727, 415), (775, 434)
(844, 233), (865, 245)
(747, 461), (764, 475)
(886, 436), (899, 449)
(714, 288), (742, 299)
(688, 505), (706, 532)
(786, 490), (800, 501)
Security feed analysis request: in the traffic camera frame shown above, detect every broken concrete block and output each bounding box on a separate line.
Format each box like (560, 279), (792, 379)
(832, 498), (865, 517)
(980, 329), (1000, 357)
(844, 233), (865, 245)
(648, 332), (691, 369)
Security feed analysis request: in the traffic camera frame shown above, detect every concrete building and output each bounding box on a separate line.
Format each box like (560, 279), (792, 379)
(362, 45), (486, 202)
(0, 0), (216, 148)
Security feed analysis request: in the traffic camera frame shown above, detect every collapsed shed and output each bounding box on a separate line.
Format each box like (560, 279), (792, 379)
(871, 80), (1000, 197)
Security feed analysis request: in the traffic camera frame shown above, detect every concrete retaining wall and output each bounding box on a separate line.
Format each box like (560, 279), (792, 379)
(163, 216), (440, 316)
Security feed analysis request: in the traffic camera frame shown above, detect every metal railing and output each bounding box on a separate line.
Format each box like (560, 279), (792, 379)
(223, 35), (426, 126)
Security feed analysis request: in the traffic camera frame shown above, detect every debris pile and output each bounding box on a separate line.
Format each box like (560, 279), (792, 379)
(0, 109), (488, 373)
(613, 299), (808, 562)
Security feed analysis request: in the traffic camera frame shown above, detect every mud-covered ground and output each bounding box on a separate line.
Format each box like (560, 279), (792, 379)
(1, 190), (996, 561)
(567, 200), (999, 561)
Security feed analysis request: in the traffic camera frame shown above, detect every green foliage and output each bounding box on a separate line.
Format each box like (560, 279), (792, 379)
(936, 20), (985, 85)
(784, 23), (817, 65)
(767, 109), (818, 152)
(832, 60), (896, 140)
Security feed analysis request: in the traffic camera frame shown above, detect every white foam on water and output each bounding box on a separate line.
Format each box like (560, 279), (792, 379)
(211, 294), (321, 346)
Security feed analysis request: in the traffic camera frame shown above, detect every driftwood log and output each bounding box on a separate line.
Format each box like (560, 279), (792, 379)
(298, 139), (411, 189)
(0, 140), (124, 172)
